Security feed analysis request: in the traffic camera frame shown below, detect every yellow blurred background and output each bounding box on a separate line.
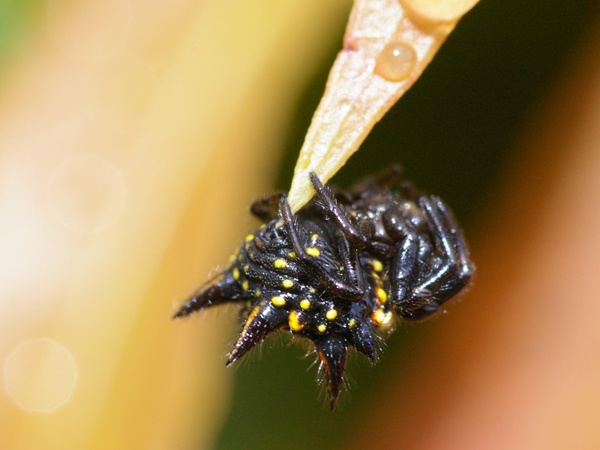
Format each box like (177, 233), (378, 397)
(1, 1), (600, 449)
(0, 1), (351, 448)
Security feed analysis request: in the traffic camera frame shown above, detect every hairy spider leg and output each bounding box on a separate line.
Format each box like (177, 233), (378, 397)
(398, 196), (472, 320)
(418, 196), (471, 295)
(348, 164), (403, 198)
(250, 192), (285, 222)
(332, 228), (366, 296)
(279, 195), (363, 300)
(309, 172), (367, 249)
(434, 196), (472, 280)
(389, 228), (420, 306)
(307, 172), (370, 295)
(379, 208), (425, 310)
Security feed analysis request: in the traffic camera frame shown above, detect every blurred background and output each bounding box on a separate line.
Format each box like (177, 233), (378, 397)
(1, 0), (600, 449)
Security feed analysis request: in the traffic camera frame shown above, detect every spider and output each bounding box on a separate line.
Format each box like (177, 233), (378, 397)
(174, 166), (473, 408)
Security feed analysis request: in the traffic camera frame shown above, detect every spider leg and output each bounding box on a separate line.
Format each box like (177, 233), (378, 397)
(418, 196), (472, 294)
(435, 196), (472, 278)
(389, 230), (420, 305)
(399, 180), (421, 203)
(380, 210), (422, 306)
(396, 196), (473, 320)
(279, 195), (363, 299)
(333, 228), (366, 295)
(309, 172), (367, 249)
(250, 192), (285, 222)
(348, 164), (402, 198)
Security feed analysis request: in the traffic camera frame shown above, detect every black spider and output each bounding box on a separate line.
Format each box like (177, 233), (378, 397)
(174, 166), (473, 408)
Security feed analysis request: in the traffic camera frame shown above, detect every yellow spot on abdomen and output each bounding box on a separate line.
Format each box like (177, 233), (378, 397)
(371, 259), (383, 273)
(317, 324), (327, 333)
(282, 279), (294, 289)
(245, 234), (254, 242)
(232, 268), (240, 281)
(372, 309), (393, 326)
(288, 310), (304, 332)
(325, 309), (338, 321)
(305, 247), (320, 257)
(299, 299), (311, 310)
(376, 287), (388, 304)
(274, 258), (288, 269)
(271, 296), (286, 307)
(348, 318), (356, 328)
(242, 280), (249, 292)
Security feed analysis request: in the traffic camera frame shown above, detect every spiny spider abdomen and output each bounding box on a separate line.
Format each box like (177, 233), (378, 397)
(174, 166), (473, 408)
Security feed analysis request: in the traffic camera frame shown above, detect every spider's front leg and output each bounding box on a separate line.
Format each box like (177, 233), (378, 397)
(391, 196), (473, 320)
(309, 172), (367, 249)
(279, 194), (364, 300)
(348, 164), (402, 198)
(250, 192), (285, 222)
(379, 209), (423, 309)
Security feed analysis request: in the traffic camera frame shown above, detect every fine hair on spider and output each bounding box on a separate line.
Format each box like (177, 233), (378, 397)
(174, 165), (474, 409)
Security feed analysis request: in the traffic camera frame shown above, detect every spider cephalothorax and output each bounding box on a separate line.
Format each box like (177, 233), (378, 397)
(174, 166), (473, 408)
